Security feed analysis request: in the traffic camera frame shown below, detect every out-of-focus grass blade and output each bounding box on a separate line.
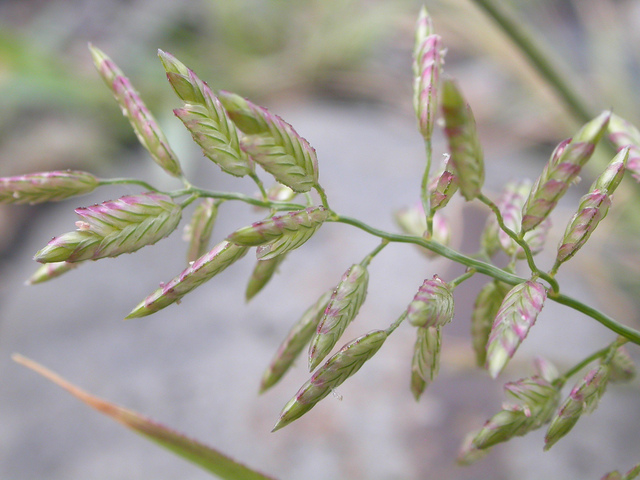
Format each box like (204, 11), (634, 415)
(12, 354), (278, 480)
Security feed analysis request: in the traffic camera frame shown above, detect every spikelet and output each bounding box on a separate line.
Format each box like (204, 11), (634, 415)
(485, 280), (547, 378)
(125, 240), (248, 318)
(608, 113), (640, 182)
(544, 365), (610, 450)
(227, 206), (328, 260)
(308, 264), (369, 370)
(259, 290), (332, 393)
(26, 261), (81, 285)
(470, 281), (510, 367)
(406, 275), (454, 328)
(272, 330), (387, 432)
(34, 193), (182, 263)
(441, 79), (484, 201)
(412, 6), (444, 142)
(521, 111), (611, 232)
(555, 147), (628, 265)
(0, 170), (99, 205)
(218, 91), (319, 193)
(158, 50), (252, 177)
(410, 326), (441, 401)
(460, 375), (559, 461)
(245, 255), (286, 302)
(184, 198), (218, 263)
(89, 45), (182, 178)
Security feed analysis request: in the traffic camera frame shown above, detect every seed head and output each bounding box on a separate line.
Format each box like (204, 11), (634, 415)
(218, 91), (319, 193)
(34, 193), (182, 263)
(406, 275), (454, 328)
(410, 326), (441, 400)
(544, 365), (610, 450)
(486, 280), (547, 378)
(461, 376), (559, 459)
(273, 330), (387, 431)
(522, 111), (611, 232)
(227, 206), (328, 260)
(259, 290), (332, 393)
(441, 79), (484, 201)
(555, 147), (628, 265)
(89, 45), (182, 178)
(429, 158), (458, 212)
(471, 281), (510, 367)
(413, 7), (444, 142)
(0, 170), (98, 205)
(308, 264), (369, 370)
(184, 198), (218, 263)
(157, 51), (252, 177)
(125, 240), (248, 318)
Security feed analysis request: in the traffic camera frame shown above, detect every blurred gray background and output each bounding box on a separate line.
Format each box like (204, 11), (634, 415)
(1, 1), (640, 479)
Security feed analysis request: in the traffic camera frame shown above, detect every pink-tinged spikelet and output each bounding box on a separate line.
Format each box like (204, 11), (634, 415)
(89, 45), (183, 178)
(0, 170), (98, 205)
(218, 91), (319, 193)
(126, 240), (248, 318)
(485, 280), (547, 378)
(227, 206), (328, 260)
(521, 111), (611, 232)
(272, 330), (387, 432)
(158, 50), (253, 177)
(441, 79), (484, 201)
(406, 275), (454, 328)
(308, 263), (369, 371)
(34, 193), (182, 263)
(555, 146), (628, 266)
(413, 6), (444, 142)
(544, 365), (610, 450)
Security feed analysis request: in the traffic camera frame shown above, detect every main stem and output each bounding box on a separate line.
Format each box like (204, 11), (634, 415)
(470, 0), (592, 124)
(333, 213), (640, 346)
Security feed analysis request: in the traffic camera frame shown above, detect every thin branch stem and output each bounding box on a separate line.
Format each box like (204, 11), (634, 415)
(386, 311), (408, 335)
(314, 184), (330, 210)
(98, 178), (160, 192)
(361, 239), (390, 268)
(477, 194), (559, 293)
(450, 269), (476, 289)
(420, 139), (433, 234)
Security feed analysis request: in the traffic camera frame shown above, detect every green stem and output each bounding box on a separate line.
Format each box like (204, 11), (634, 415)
(333, 213), (640, 346)
(478, 194), (559, 293)
(179, 194), (199, 209)
(551, 294), (640, 345)
(553, 346), (609, 389)
(361, 239), (389, 268)
(450, 269), (476, 289)
(249, 172), (268, 201)
(98, 178), (161, 192)
(171, 187), (306, 211)
(554, 337), (627, 388)
(314, 184), (330, 210)
(420, 139), (433, 233)
(470, 0), (592, 124)
(386, 311), (408, 335)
